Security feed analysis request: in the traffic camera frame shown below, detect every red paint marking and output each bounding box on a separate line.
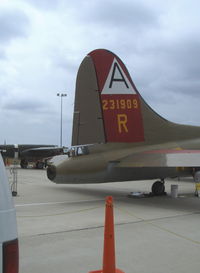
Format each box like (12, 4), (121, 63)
(102, 94), (144, 142)
(89, 50), (114, 91)
(89, 49), (144, 143)
(89, 49), (137, 92)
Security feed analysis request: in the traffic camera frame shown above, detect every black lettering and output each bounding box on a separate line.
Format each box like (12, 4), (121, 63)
(109, 62), (129, 89)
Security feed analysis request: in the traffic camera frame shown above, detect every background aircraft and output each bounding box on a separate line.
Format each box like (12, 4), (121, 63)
(47, 49), (200, 195)
(0, 144), (65, 169)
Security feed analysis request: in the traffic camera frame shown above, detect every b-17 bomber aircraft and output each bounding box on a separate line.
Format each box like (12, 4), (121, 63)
(47, 49), (200, 195)
(0, 144), (64, 169)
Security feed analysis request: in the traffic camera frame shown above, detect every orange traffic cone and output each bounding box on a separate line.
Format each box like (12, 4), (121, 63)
(89, 196), (125, 273)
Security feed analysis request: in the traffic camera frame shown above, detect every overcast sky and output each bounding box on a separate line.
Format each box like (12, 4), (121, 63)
(0, 0), (200, 146)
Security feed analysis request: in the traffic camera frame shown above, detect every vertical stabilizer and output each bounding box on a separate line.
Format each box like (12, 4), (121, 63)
(72, 49), (144, 145)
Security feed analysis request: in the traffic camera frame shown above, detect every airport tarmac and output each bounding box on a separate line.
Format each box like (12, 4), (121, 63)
(7, 167), (200, 273)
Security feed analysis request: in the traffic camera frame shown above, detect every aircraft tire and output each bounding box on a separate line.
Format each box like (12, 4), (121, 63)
(151, 181), (165, 196)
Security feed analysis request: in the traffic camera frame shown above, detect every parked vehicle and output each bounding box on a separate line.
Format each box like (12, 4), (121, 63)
(0, 154), (18, 273)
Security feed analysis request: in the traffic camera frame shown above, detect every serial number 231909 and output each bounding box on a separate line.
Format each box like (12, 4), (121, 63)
(102, 99), (138, 110)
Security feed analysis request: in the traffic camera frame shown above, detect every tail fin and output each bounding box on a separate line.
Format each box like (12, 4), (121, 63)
(71, 49), (196, 146)
(72, 49), (145, 145)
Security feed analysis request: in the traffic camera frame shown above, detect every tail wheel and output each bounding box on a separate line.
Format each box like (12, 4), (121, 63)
(151, 180), (165, 196)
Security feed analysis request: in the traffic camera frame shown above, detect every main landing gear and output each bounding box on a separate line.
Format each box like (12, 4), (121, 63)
(151, 179), (166, 196)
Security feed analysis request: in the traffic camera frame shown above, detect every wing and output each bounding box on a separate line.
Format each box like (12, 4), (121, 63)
(111, 149), (200, 168)
(20, 147), (64, 159)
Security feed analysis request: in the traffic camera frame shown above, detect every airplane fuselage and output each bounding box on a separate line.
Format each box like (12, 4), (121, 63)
(47, 139), (200, 184)
(46, 49), (200, 190)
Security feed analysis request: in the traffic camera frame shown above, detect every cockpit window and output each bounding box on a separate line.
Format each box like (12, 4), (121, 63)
(69, 146), (90, 157)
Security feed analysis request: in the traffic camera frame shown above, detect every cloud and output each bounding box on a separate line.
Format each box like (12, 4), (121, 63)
(22, 0), (60, 10)
(0, 8), (30, 44)
(90, 1), (158, 28)
(3, 98), (45, 113)
(0, 49), (6, 59)
(0, 0), (200, 145)
(143, 37), (200, 98)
